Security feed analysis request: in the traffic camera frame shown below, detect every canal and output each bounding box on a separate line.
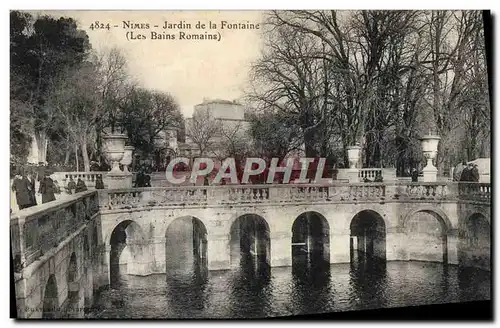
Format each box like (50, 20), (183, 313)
(87, 257), (490, 319)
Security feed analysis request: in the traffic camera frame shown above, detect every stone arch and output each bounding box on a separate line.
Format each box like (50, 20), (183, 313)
(42, 274), (59, 319)
(109, 220), (147, 284)
(345, 206), (391, 231)
(291, 211), (330, 267)
(402, 207), (453, 233)
(165, 216), (208, 276)
(403, 209), (449, 264)
(229, 213), (271, 269)
(349, 210), (386, 262)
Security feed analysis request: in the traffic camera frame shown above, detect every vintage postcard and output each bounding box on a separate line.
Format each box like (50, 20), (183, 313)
(9, 9), (492, 320)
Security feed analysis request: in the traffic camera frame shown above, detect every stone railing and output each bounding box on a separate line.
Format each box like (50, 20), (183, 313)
(358, 168), (397, 181)
(98, 182), (490, 211)
(52, 171), (107, 189)
(10, 190), (99, 272)
(457, 182), (491, 202)
(358, 168), (383, 180)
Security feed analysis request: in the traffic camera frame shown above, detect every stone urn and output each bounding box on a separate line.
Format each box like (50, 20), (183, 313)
(120, 146), (135, 173)
(347, 145), (362, 169)
(420, 134), (441, 182)
(102, 133), (128, 173)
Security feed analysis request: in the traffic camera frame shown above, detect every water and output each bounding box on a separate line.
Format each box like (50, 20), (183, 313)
(88, 257), (490, 319)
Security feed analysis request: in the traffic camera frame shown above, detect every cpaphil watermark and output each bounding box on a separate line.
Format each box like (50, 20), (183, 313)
(165, 157), (333, 185)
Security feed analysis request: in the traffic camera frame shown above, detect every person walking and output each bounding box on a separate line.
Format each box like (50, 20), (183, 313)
(453, 161), (467, 181)
(95, 175), (105, 189)
(460, 163), (472, 182)
(39, 173), (56, 204)
(471, 164), (480, 182)
(26, 170), (37, 207)
(76, 178), (88, 193)
(411, 168), (419, 182)
(67, 176), (77, 194)
(12, 170), (33, 210)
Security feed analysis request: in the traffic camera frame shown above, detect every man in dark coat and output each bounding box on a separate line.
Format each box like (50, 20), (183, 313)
(95, 175), (105, 189)
(67, 176), (77, 194)
(460, 164), (472, 181)
(39, 173), (56, 204)
(12, 172), (33, 210)
(76, 178), (88, 193)
(411, 168), (419, 182)
(471, 164), (480, 182)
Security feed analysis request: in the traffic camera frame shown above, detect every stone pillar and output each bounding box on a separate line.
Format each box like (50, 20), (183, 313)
(330, 231), (350, 263)
(104, 171), (133, 189)
(269, 231), (292, 267)
(346, 169), (360, 183)
(386, 228), (408, 261)
(447, 229), (459, 265)
(207, 234), (230, 270)
(151, 237), (166, 273)
(102, 244), (111, 288)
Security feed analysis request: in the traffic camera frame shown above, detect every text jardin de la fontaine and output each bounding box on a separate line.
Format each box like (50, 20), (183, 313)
(121, 20), (260, 41)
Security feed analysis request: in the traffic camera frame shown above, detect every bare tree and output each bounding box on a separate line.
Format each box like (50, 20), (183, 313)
(185, 108), (221, 157)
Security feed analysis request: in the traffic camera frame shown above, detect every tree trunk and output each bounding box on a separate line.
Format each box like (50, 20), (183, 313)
(34, 130), (48, 164)
(74, 144), (79, 172)
(64, 148), (71, 166)
(81, 135), (91, 172)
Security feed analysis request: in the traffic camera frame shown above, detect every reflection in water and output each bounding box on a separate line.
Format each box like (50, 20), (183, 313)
(93, 258), (490, 319)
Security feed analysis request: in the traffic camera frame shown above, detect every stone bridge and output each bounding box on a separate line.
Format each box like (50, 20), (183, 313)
(10, 182), (491, 318)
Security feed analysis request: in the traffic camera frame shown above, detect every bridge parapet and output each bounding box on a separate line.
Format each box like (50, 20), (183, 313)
(98, 182), (490, 211)
(10, 190), (99, 272)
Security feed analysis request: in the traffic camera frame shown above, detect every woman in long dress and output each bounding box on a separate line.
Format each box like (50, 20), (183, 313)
(39, 173), (56, 204)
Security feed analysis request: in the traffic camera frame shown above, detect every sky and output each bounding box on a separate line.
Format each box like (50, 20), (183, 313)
(35, 10), (265, 117)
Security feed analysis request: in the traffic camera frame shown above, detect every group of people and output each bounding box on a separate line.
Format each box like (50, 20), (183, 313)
(11, 168), (61, 210)
(453, 161), (480, 182)
(134, 165), (152, 188)
(11, 167), (99, 212)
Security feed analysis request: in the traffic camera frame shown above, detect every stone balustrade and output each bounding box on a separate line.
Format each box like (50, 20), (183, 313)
(98, 181), (490, 211)
(358, 168), (397, 181)
(10, 190), (99, 272)
(52, 171), (108, 189)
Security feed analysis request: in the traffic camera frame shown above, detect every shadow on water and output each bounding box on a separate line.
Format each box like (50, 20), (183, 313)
(457, 266), (491, 301)
(291, 251), (332, 314)
(227, 253), (272, 318)
(349, 252), (388, 309)
(164, 261), (209, 317)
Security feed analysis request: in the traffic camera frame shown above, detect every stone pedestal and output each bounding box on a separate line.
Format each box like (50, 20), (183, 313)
(330, 233), (350, 263)
(422, 165), (438, 182)
(346, 169), (360, 183)
(207, 234), (230, 270)
(270, 232), (292, 267)
(104, 171), (133, 189)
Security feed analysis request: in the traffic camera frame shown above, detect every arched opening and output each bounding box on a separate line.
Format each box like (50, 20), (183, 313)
(109, 220), (146, 287)
(350, 210), (386, 265)
(165, 216), (208, 280)
(291, 212), (330, 272)
(42, 275), (59, 319)
(230, 214), (270, 271)
(405, 210), (448, 264)
(460, 213), (490, 270)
